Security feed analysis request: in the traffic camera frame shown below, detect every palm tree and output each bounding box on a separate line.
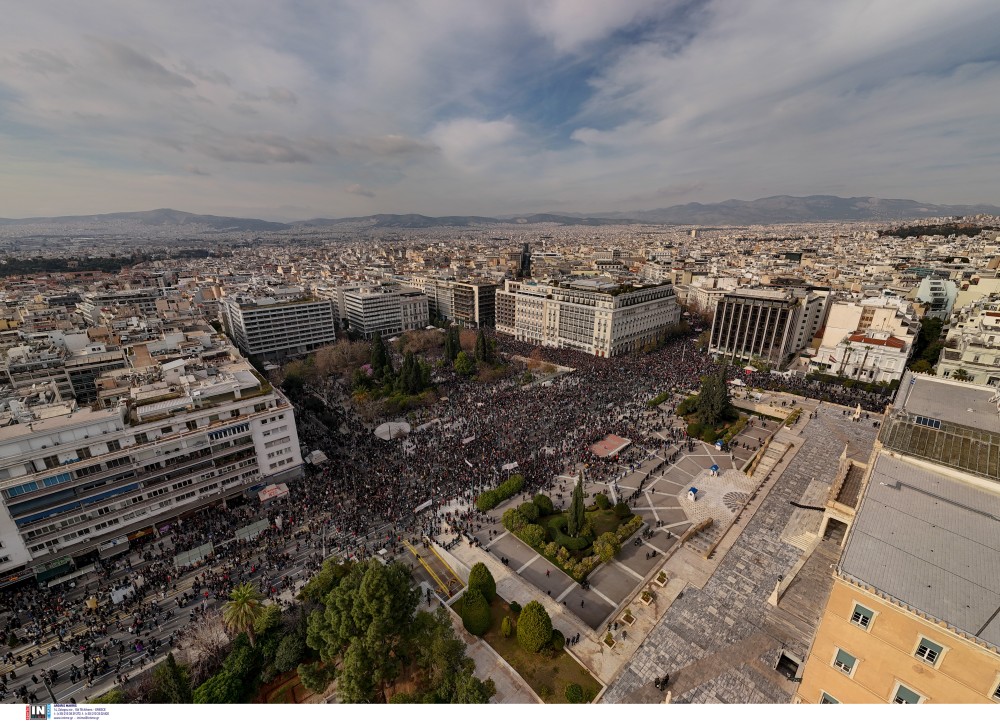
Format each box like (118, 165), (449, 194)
(952, 368), (971, 382)
(222, 582), (265, 647)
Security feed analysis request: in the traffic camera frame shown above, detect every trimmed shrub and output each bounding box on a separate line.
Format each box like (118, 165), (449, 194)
(565, 683), (584, 704)
(461, 587), (491, 637)
(613, 501), (631, 519)
(475, 474), (526, 511)
(546, 515), (591, 551)
(502, 508), (528, 532)
(592, 531), (621, 562)
(509, 601), (522, 615)
(517, 601), (553, 653)
(701, 428), (718, 444)
(615, 515), (644, 543)
(676, 395), (698, 417)
(500, 616), (513, 638)
(467, 562), (496, 603)
(517, 523), (546, 548)
(593, 493), (611, 510)
(532, 494), (554, 516)
(551, 629), (565, 650)
(686, 422), (703, 439)
(518, 501), (539, 522)
(543, 541), (560, 557)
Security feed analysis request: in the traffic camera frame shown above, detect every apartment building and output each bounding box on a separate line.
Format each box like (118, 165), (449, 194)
(220, 292), (337, 361)
(936, 295), (1000, 385)
(340, 285), (416, 338)
(796, 372), (1000, 704)
(408, 277), (496, 327)
(0, 354), (302, 584)
(494, 278), (680, 357)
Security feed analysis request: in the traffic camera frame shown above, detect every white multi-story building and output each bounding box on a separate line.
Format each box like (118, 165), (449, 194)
(220, 292), (337, 361)
(340, 284), (421, 338)
(495, 278), (680, 357)
(0, 355), (302, 582)
(809, 296), (918, 382)
(936, 295), (1000, 385)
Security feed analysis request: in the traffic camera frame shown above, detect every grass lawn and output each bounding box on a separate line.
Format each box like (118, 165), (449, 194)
(469, 596), (602, 703)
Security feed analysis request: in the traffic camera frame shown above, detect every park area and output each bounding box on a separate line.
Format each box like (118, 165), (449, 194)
(500, 480), (643, 582)
(456, 591), (601, 704)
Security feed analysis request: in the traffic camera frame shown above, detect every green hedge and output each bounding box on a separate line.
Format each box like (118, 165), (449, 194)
(647, 391), (671, 408)
(545, 515), (591, 551)
(476, 474), (525, 511)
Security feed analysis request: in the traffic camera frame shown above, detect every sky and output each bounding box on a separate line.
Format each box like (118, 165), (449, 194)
(1, 0), (999, 220)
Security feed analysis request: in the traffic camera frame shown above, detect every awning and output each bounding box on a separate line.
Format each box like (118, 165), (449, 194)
(98, 535), (130, 559)
(258, 483), (289, 502)
(174, 542), (214, 569)
(234, 519), (269, 542)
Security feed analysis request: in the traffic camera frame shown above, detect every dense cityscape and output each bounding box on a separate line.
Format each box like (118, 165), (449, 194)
(0, 209), (996, 707)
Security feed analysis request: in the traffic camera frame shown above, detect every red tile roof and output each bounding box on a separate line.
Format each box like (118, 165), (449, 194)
(848, 333), (906, 349)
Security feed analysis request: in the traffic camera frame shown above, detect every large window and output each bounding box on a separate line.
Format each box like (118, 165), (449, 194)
(850, 603), (874, 630)
(820, 692), (839, 704)
(833, 649), (856, 675)
(915, 637), (943, 666)
(892, 684), (922, 704)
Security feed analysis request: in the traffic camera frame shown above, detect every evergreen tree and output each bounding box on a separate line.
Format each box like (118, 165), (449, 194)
(454, 351), (476, 377)
(444, 327), (461, 362)
(696, 363), (732, 426)
(370, 332), (394, 382)
(152, 653), (193, 703)
(567, 473), (585, 538)
(474, 328), (489, 363)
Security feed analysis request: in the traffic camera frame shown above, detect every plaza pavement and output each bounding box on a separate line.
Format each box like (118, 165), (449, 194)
(438, 399), (877, 705)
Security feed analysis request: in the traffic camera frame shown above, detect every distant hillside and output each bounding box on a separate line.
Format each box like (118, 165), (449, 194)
(2, 196), (998, 232)
(0, 208), (289, 232)
(599, 195), (1000, 225)
(296, 214), (500, 228)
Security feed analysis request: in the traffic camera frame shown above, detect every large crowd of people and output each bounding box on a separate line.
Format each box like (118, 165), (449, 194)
(0, 328), (897, 703)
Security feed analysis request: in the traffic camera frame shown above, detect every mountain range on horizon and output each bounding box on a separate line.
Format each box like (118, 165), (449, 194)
(1, 195), (998, 232)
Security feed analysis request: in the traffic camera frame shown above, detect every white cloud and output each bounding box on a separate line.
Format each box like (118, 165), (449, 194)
(0, 0), (998, 216)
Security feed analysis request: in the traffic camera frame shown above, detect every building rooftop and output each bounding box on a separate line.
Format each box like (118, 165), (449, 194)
(895, 370), (1000, 435)
(839, 452), (1000, 648)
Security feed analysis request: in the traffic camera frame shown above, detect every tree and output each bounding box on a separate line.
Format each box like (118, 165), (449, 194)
(953, 368), (971, 382)
(592, 531), (621, 562)
(474, 327), (494, 365)
(444, 326), (461, 362)
(407, 607), (496, 703)
(222, 583), (266, 647)
(454, 350), (476, 376)
(460, 587), (491, 637)
(567, 473), (585, 537)
(370, 332), (394, 382)
(305, 560), (420, 702)
(298, 558), (353, 604)
(517, 501), (540, 522)
(296, 662), (332, 695)
(274, 633), (306, 673)
(467, 563), (497, 603)
(151, 653), (193, 703)
(533, 494), (554, 515)
(500, 616), (513, 638)
(696, 363), (732, 426)
(613, 501), (631, 519)
(517, 601), (553, 653)
(593, 493), (611, 510)
(565, 683), (584, 703)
